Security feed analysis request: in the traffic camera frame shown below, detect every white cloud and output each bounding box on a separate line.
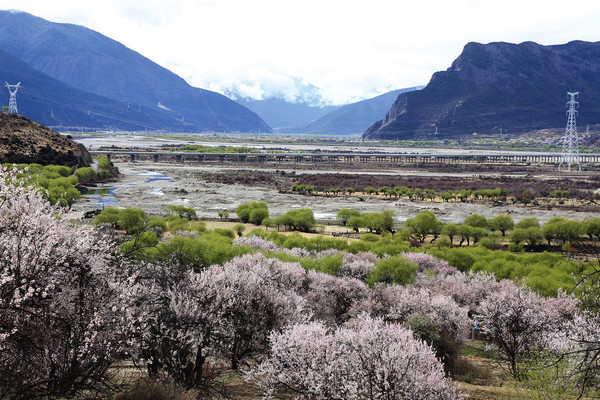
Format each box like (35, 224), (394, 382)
(3, 0), (600, 104)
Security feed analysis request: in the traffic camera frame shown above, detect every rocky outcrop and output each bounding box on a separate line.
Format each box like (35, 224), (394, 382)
(363, 41), (600, 140)
(0, 113), (91, 167)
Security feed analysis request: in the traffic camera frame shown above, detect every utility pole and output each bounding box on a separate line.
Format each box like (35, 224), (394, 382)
(4, 82), (20, 114)
(559, 92), (581, 172)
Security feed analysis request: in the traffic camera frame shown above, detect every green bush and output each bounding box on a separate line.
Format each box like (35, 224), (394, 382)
(300, 254), (344, 275)
(213, 228), (235, 239)
(73, 167), (97, 181)
(152, 232), (253, 270)
(274, 208), (315, 232)
(234, 223), (246, 237)
(147, 216), (168, 235)
(44, 164), (72, 177)
(236, 202), (269, 224)
(93, 208), (121, 229)
(93, 207), (146, 234)
(167, 217), (206, 234)
(165, 205), (197, 220)
(366, 256), (418, 286)
(97, 156), (111, 170)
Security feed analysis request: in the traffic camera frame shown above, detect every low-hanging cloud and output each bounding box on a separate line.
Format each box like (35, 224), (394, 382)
(4, 0), (600, 104)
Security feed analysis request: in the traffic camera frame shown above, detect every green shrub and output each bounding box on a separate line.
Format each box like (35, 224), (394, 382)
(73, 167), (97, 181)
(274, 208), (315, 232)
(366, 256), (418, 286)
(97, 156), (111, 170)
(236, 202), (269, 224)
(300, 254), (344, 275)
(435, 237), (453, 249)
(44, 164), (72, 177)
(147, 216), (168, 235)
(234, 223), (246, 237)
(165, 205), (197, 220)
(154, 232), (252, 270)
(94, 208), (121, 229)
(213, 228), (235, 239)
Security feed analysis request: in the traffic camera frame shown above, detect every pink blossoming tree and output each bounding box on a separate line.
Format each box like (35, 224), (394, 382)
(252, 314), (463, 400)
(0, 166), (125, 398)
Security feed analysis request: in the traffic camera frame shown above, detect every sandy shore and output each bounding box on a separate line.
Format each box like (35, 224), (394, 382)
(68, 162), (600, 225)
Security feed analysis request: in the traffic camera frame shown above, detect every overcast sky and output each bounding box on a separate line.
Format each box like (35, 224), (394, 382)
(3, 0), (600, 104)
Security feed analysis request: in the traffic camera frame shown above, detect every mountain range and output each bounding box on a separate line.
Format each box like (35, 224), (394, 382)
(286, 87), (423, 135)
(364, 41), (600, 140)
(234, 97), (339, 131)
(0, 10), (271, 133)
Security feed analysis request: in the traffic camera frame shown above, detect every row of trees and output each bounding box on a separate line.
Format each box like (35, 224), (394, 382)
(291, 182), (577, 206)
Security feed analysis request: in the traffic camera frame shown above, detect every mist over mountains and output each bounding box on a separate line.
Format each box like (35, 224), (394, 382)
(2, 10), (598, 138)
(286, 87), (423, 135)
(0, 10), (271, 133)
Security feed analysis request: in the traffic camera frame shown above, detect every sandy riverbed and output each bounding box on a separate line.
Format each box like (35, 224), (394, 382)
(69, 162), (600, 225)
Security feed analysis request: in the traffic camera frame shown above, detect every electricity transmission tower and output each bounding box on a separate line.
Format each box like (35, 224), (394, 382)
(559, 92), (580, 172)
(4, 82), (21, 114)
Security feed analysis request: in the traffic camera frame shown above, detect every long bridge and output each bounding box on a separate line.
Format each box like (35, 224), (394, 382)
(89, 150), (600, 166)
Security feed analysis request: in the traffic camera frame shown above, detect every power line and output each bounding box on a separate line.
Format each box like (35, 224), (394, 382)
(18, 86), (167, 131)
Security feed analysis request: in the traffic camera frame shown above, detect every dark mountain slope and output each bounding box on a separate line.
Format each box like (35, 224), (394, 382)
(363, 41), (600, 140)
(291, 86), (422, 135)
(0, 48), (186, 131)
(0, 10), (271, 133)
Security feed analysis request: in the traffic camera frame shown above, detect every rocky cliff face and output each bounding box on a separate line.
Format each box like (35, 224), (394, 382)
(363, 41), (600, 140)
(0, 113), (91, 167)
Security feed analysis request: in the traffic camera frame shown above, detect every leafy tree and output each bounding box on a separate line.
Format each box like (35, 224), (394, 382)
(118, 207), (147, 234)
(346, 215), (363, 233)
(516, 217), (540, 230)
(490, 214), (514, 236)
(457, 224), (472, 246)
(364, 186), (376, 195)
(249, 207), (269, 225)
(94, 207), (121, 229)
(218, 211), (229, 221)
(165, 204), (197, 220)
(147, 216), (167, 235)
(337, 208), (361, 226)
(236, 202), (268, 224)
(405, 210), (443, 243)
(511, 227), (543, 248)
(442, 223), (460, 244)
(464, 214), (488, 229)
(275, 208), (315, 232)
(582, 217), (600, 241)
